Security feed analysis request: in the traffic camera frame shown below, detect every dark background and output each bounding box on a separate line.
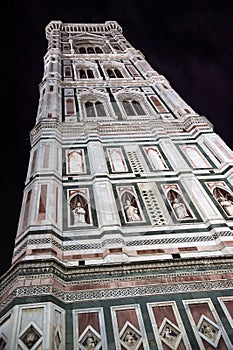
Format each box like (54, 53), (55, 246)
(1, 0), (232, 277)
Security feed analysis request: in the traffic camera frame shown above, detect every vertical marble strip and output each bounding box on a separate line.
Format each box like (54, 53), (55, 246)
(218, 297), (233, 328)
(147, 301), (191, 350)
(183, 298), (232, 350)
(73, 307), (107, 350)
(111, 304), (150, 350)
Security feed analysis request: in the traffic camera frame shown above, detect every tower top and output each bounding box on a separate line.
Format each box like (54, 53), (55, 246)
(45, 20), (123, 40)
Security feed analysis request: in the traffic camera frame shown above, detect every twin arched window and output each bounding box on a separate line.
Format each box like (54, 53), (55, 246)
(85, 101), (107, 118)
(106, 68), (124, 78)
(64, 89), (148, 120)
(78, 69), (94, 79)
(122, 100), (145, 116)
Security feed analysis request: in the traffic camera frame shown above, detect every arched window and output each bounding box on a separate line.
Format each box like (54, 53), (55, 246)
(132, 100), (145, 115)
(95, 101), (106, 117)
(64, 66), (72, 77)
(122, 100), (145, 116)
(87, 47), (95, 53)
(77, 46), (104, 54)
(85, 101), (95, 118)
(95, 47), (103, 53)
(79, 47), (86, 53)
(122, 101), (135, 115)
(107, 68), (124, 78)
(78, 69), (94, 79)
(66, 98), (75, 115)
(87, 70), (94, 78)
(85, 101), (107, 118)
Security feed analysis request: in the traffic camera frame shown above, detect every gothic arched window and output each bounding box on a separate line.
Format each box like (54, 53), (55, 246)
(95, 47), (103, 53)
(66, 98), (75, 115)
(85, 101), (107, 118)
(87, 47), (95, 53)
(64, 66), (72, 78)
(107, 68), (124, 78)
(122, 100), (145, 116)
(79, 47), (86, 53)
(78, 69), (94, 79)
(77, 46), (104, 54)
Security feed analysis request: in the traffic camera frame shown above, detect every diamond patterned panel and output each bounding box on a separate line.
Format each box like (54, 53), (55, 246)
(197, 315), (221, 347)
(159, 318), (181, 350)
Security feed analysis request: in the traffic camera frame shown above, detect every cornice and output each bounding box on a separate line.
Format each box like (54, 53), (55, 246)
(1, 256), (233, 312)
(46, 21), (123, 40)
(59, 74), (167, 87)
(1, 255), (233, 285)
(29, 116), (213, 146)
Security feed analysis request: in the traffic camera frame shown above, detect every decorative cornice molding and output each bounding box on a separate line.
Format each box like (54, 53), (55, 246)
(46, 21), (122, 40)
(29, 116), (212, 146)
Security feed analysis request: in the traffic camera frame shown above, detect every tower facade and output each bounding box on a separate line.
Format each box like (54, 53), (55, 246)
(1, 20), (233, 349)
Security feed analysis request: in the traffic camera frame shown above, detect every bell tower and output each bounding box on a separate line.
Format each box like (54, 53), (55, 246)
(1, 20), (233, 350)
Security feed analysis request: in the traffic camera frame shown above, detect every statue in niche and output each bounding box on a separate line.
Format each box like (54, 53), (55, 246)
(73, 202), (86, 224)
(167, 189), (191, 219)
(218, 195), (233, 216)
(213, 187), (233, 216)
(172, 197), (190, 219)
(124, 199), (141, 222)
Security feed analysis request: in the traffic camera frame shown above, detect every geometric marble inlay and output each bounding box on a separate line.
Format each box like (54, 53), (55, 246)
(159, 318), (182, 350)
(79, 325), (101, 350)
(20, 324), (42, 349)
(55, 330), (61, 349)
(0, 336), (6, 350)
(197, 315), (221, 348)
(120, 321), (142, 350)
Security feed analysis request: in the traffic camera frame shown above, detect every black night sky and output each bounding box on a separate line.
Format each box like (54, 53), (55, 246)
(1, 0), (232, 277)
